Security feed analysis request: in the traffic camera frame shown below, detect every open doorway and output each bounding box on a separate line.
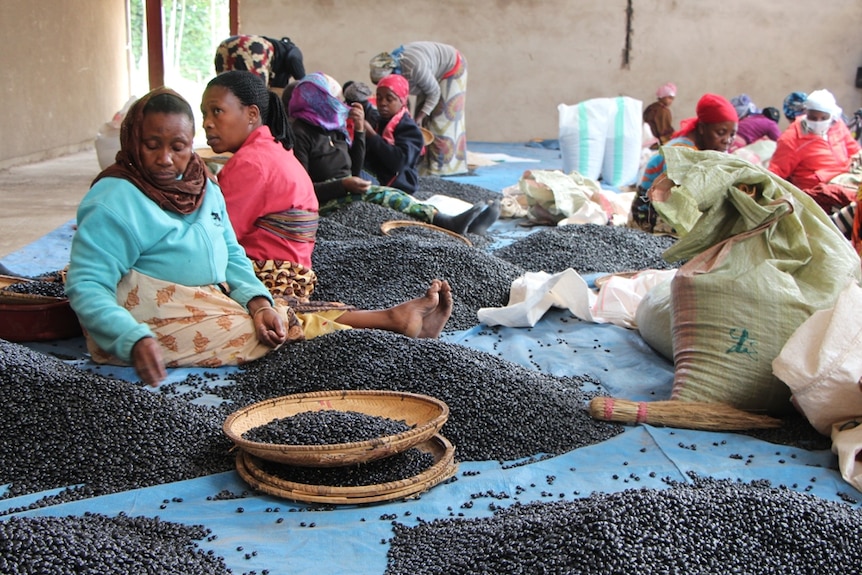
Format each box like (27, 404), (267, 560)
(127, 0), (230, 146)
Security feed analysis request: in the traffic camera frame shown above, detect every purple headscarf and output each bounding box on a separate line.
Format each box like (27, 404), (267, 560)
(288, 72), (351, 144)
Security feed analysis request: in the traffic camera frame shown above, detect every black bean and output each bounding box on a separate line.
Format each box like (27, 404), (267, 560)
(384, 476), (862, 575)
(242, 410), (411, 445)
(0, 513), (230, 574)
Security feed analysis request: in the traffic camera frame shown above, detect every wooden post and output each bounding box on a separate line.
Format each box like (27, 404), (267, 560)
(146, 0), (165, 90)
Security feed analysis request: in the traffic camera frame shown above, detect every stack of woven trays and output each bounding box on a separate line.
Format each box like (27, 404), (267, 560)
(223, 390), (456, 504)
(0, 274), (81, 342)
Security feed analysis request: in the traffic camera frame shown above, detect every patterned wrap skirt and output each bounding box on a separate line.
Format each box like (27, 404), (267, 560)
(84, 270), (350, 370)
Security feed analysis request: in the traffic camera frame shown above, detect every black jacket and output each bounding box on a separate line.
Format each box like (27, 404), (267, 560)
(364, 114), (424, 194)
(265, 37), (305, 88)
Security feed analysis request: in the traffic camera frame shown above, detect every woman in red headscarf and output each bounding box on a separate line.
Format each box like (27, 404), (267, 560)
(361, 74), (426, 194)
(629, 93), (738, 233)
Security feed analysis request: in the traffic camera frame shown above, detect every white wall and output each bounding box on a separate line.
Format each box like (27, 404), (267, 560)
(0, 0), (129, 168)
(240, 0), (862, 141)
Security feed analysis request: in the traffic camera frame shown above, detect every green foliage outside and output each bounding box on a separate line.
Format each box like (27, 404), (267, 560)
(128, 0), (229, 84)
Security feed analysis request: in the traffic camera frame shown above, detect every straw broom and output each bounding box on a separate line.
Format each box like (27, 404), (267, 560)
(589, 397), (783, 431)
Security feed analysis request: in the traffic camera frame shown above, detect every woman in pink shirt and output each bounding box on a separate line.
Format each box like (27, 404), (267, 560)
(203, 70), (319, 300)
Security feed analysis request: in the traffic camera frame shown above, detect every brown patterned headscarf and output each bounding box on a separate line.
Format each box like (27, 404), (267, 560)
(92, 87), (210, 215)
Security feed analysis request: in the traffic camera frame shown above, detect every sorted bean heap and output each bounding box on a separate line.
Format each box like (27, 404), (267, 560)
(1, 280), (66, 298)
(415, 176), (500, 205)
(312, 235), (524, 331)
(317, 215), (374, 242)
(319, 200), (415, 237)
(385, 476), (862, 575)
(493, 224), (680, 274)
(256, 447), (436, 487)
(242, 410), (411, 445)
(217, 329), (621, 462)
(0, 513), (230, 575)
(0, 340), (233, 505)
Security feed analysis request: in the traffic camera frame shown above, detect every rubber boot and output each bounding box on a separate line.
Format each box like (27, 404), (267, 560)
(467, 199), (502, 235)
(432, 204), (484, 236)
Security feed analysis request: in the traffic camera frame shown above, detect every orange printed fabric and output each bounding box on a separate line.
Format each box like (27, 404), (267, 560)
(86, 269), (304, 369)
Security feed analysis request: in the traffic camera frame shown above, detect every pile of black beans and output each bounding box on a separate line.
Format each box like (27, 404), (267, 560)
(493, 224), (679, 274)
(317, 216), (374, 242)
(384, 476), (862, 575)
(311, 235), (524, 332)
(0, 340), (234, 505)
(414, 177), (500, 205)
(242, 410), (411, 445)
(216, 329), (622, 462)
(319, 200), (414, 237)
(257, 447), (436, 487)
(0, 513), (230, 575)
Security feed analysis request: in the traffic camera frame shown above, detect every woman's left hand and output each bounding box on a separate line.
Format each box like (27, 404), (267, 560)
(249, 299), (287, 347)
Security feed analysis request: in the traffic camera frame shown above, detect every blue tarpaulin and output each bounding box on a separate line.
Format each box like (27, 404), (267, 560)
(0, 142), (854, 575)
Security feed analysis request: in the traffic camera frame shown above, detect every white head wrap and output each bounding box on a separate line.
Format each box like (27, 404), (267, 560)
(804, 89), (840, 118)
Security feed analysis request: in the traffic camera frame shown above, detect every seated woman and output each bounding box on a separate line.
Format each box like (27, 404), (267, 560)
(369, 42), (468, 176)
(65, 88), (454, 388)
(629, 93), (738, 234)
(769, 89), (862, 214)
(361, 73), (425, 195)
(642, 82), (677, 148)
(202, 70), (320, 300)
(288, 73), (497, 236)
(728, 95), (781, 153)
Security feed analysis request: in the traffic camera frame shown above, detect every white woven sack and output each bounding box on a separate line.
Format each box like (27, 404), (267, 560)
(772, 281), (862, 435)
(558, 99), (611, 180)
(601, 96), (643, 187)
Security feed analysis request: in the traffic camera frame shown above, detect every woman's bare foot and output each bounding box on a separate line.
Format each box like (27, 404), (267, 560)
(393, 279), (453, 338)
(418, 279), (452, 338)
(337, 279), (453, 338)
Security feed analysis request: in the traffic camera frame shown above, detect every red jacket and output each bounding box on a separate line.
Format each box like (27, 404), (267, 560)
(218, 126), (318, 268)
(769, 118), (860, 191)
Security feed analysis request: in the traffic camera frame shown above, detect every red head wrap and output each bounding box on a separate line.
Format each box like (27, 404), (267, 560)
(377, 74), (410, 105)
(674, 93), (738, 138)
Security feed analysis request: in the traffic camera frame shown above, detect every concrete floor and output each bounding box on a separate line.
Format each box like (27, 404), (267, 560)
(0, 149), (100, 259)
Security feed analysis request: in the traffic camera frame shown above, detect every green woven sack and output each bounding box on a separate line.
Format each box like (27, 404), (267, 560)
(654, 147), (861, 414)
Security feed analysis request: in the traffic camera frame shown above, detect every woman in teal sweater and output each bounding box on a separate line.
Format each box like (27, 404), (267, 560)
(66, 88), (453, 387)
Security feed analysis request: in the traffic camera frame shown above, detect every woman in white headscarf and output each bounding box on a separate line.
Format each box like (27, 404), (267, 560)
(769, 88), (862, 214)
(369, 41), (468, 176)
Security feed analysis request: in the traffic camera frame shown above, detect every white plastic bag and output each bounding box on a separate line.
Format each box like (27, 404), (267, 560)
(95, 96), (137, 169)
(477, 268), (675, 330)
(772, 280), (862, 435)
(559, 99), (611, 180)
(831, 419), (862, 492)
(601, 96), (643, 187)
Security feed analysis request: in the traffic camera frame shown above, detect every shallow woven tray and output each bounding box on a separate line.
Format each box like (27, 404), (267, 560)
(380, 220), (472, 247)
(235, 433), (457, 504)
(0, 274), (66, 305)
(223, 390), (449, 467)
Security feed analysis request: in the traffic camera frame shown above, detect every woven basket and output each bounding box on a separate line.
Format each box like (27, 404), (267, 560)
(0, 274), (66, 305)
(223, 390), (449, 467)
(420, 128), (435, 147)
(380, 220), (472, 247)
(235, 434), (457, 504)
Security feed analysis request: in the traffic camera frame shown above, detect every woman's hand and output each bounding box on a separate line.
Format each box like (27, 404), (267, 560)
(132, 336), (167, 387)
(348, 103), (365, 131)
(249, 297), (287, 348)
(342, 176), (372, 194)
(415, 111), (427, 126)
